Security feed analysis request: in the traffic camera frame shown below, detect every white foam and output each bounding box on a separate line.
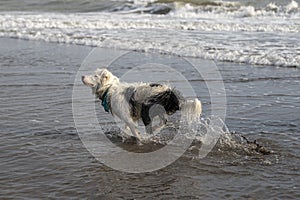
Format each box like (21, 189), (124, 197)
(266, 2), (279, 12)
(170, 0), (300, 18)
(286, 0), (299, 13)
(0, 0), (299, 67)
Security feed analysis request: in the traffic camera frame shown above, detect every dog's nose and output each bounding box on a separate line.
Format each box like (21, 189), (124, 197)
(81, 76), (85, 82)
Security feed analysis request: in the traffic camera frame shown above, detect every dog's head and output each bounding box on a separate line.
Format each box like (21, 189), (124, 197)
(82, 68), (119, 95)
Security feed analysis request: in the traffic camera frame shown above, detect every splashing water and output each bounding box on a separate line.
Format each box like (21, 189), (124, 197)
(103, 114), (273, 159)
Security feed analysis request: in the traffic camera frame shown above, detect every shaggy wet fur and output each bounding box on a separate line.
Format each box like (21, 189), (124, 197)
(82, 68), (202, 142)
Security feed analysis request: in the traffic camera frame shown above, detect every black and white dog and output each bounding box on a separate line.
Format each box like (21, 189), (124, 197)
(82, 69), (201, 142)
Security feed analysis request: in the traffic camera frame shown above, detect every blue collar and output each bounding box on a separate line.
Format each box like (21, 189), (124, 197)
(100, 87), (110, 113)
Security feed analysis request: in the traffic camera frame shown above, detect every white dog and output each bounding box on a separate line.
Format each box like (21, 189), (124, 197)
(82, 68), (202, 142)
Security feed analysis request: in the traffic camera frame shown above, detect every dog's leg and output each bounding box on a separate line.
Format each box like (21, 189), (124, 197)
(145, 123), (153, 135)
(125, 121), (142, 143)
(152, 124), (163, 133)
(124, 124), (130, 134)
(121, 124), (132, 141)
(152, 114), (167, 133)
(141, 104), (154, 135)
(158, 113), (167, 126)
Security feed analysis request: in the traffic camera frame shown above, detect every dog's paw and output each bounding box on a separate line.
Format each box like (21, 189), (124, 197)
(137, 140), (144, 146)
(122, 135), (138, 144)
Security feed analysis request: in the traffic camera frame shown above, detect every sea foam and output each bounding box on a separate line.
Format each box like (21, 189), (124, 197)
(0, 1), (299, 67)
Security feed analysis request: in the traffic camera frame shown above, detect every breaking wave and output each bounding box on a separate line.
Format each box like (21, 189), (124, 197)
(0, 0), (299, 67)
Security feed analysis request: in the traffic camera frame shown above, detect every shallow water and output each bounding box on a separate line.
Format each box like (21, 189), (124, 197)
(0, 38), (299, 199)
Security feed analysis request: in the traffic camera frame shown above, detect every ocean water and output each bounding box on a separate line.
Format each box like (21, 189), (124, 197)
(0, 0), (299, 67)
(1, 37), (299, 198)
(0, 0), (300, 199)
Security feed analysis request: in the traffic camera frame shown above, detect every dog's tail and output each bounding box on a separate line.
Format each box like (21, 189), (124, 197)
(180, 99), (202, 122)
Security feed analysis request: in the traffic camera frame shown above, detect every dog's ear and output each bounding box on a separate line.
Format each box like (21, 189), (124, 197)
(101, 69), (109, 79)
(96, 68), (119, 86)
(99, 69), (111, 85)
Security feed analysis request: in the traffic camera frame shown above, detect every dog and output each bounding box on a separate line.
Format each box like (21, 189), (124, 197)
(82, 68), (202, 143)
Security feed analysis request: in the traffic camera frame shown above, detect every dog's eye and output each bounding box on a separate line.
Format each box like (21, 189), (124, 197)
(94, 75), (98, 78)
